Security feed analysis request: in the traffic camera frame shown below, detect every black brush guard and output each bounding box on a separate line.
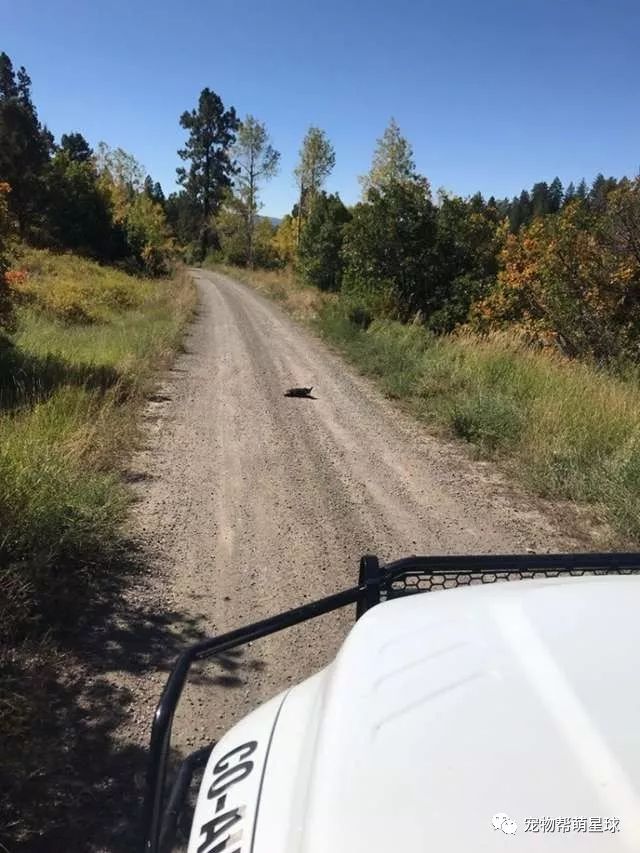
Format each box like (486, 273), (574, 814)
(143, 551), (640, 852)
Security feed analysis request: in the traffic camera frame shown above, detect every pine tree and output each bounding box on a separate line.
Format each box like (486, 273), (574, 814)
(564, 182), (576, 205)
(60, 132), (93, 163)
(177, 88), (238, 257)
(0, 52), (53, 234)
(548, 177), (564, 213)
(576, 178), (588, 200)
(531, 182), (550, 218)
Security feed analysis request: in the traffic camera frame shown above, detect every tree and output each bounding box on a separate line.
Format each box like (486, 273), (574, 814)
(232, 115), (280, 267)
(271, 214), (297, 266)
(509, 190), (532, 231)
(60, 132), (93, 163)
(473, 180), (640, 361)
(564, 182), (576, 205)
(531, 182), (550, 218)
(166, 191), (201, 250)
(124, 191), (174, 275)
(96, 143), (172, 273)
(359, 118), (416, 197)
(428, 193), (502, 332)
(297, 193), (351, 290)
(177, 88), (238, 258)
(143, 174), (165, 206)
(342, 178), (438, 318)
(576, 178), (588, 200)
(215, 196), (276, 268)
(548, 177), (564, 213)
(294, 126), (335, 241)
(590, 173), (618, 211)
(47, 146), (112, 256)
(0, 53), (53, 235)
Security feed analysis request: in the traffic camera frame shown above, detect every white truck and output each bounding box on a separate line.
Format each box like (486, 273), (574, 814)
(144, 552), (640, 852)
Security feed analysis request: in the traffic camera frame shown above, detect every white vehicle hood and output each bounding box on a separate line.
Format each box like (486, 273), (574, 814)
(190, 576), (640, 852)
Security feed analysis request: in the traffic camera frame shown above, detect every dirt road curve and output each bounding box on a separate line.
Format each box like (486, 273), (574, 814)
(131, 267), (583, 777)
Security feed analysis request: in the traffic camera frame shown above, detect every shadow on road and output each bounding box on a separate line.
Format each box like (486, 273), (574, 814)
(0, 545), (264, 853)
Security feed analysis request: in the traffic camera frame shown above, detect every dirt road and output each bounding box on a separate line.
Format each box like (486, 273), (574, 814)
(127, 267), (585, 774)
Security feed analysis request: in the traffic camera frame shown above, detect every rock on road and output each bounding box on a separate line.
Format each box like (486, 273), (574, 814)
(132, 267), (583, 764)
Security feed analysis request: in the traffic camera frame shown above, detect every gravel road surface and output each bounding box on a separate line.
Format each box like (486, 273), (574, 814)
(119, 267), (585, 847)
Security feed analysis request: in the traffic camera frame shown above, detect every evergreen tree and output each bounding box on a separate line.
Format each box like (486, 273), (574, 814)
(576, 178), (588, 200)
(60, 132), (93, 163)
(469, 192), (485, 212)
(177, 87), (238, 257)
(564, 182), (576, 205)
(152, 181), (165, 207)
(531, 181), (550, 218)
(0, 52), (53, 234)
(548, 177), (564, 213)
(590, 174), (618, 210)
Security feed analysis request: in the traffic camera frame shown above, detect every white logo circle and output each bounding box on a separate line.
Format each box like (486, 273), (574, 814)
(492, 813), (518, 834)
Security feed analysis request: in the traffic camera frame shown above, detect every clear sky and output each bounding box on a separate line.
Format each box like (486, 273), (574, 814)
(3, 0), (639, 217)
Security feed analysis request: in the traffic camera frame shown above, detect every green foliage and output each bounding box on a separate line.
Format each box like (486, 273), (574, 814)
(96, 143), (173, 274)
(342, 178), (438, 318)
(294, 126), (336, 227)
(295, 126), (335, 197)
(297, 192), (350, 290)
(215, 199), (277, 268)
(0, 248), (196, 638)
(0, 52), (53, 236)
(59, 132), (92, 163)
(177, 87), (239, 258)
(165, 190), (201, 251)
(0, 53), (173, 273)
(427, 193), (502, 332)
(359, 118), (417, 197)
(46, 148), (113, 256)
(233, 115), (280, 267)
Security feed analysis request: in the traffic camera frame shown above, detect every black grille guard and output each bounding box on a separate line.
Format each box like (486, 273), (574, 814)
(143, 551), (640, 852)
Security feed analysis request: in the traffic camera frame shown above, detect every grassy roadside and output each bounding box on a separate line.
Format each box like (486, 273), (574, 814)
(213, 263), (640, 544)
(1, 248), (196, 850)
(2, 248), (196, 638)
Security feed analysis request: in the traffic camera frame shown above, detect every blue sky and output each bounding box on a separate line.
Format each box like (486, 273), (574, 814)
(3, 0), (639, 217)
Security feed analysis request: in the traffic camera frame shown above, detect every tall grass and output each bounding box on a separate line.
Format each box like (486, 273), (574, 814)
(209, 262), (332, 321)
(1, 248), (196, 638)
(318, 303), (640, 542)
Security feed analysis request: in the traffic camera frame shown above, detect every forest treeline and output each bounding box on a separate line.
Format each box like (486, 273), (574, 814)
(165, 84), (640, 366)
(2, 54), (640, 365)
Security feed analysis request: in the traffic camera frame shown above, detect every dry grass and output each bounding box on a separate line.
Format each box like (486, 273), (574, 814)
(211, 263), (332, 321)
(320, 304), (640, 542)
